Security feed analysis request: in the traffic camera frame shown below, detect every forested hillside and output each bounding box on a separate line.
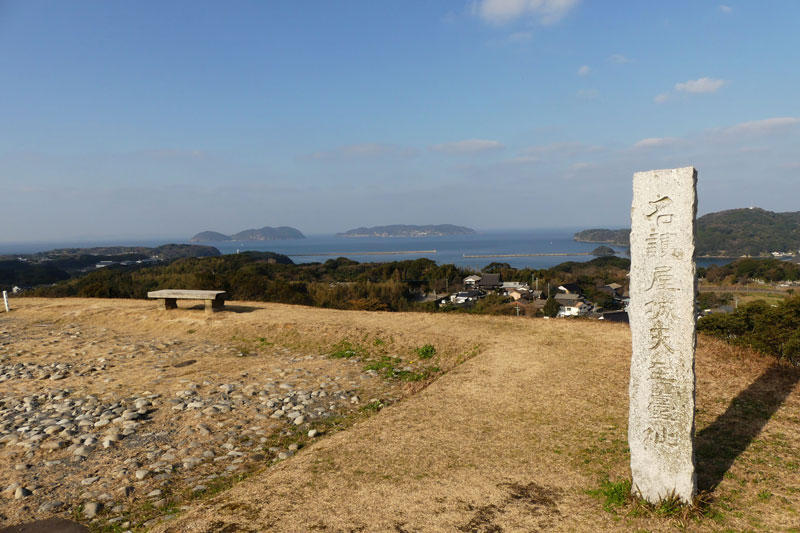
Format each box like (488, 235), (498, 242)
(576, 208), (800, 256)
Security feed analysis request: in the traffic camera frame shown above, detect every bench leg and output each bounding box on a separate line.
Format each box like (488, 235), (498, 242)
(204, 298), (225, 315)
(163, 298), (177, 310)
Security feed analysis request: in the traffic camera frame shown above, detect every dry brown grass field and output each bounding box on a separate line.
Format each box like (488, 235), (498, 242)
(1, 298), (799, 532)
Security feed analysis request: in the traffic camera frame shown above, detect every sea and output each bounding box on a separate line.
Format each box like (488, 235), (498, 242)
(0, 229), (733, 270)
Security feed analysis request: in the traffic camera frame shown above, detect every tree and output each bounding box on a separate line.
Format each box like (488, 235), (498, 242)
(543, 296), (560, 318)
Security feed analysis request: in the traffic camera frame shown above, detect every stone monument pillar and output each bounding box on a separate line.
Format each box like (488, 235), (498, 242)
(628, 167), (697, 504)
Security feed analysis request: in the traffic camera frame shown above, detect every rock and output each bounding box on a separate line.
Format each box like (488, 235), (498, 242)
(183, 457), (202, 468)
(41, 439), (67, 450)
(38, 500), (64, 514)
(134, 399), (150, 409)
(14, 486), (32, 499)
(73, 445), (92, 457)
(84, 501), (102, 518)
(308, 429), (318, 438)
(134, 469), (149, 480)
(147, 489), (162, 498)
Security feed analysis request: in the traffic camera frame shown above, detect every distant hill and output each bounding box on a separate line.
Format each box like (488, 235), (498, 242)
(574, 229), (630, 247)
(575, 208), (800, 256)
(191, 226), (305, 242)
(191, 231), (230, 242)
(23, 244), (220, 262)
(0, 244), (220, 290)
(338, 224), (476, 238)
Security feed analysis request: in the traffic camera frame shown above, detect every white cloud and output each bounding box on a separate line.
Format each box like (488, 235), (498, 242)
(718, 117), (800, 137)
(674, 77), (727, 94)
(473, 0), (580, 25)
(430, 139), (505, 154)
(719, 5), (732, 14)
(577, 65), (590, 76)
(607, 54), (632, 64)
(633, 137), (679, 149)
(655, 77), (727, 103)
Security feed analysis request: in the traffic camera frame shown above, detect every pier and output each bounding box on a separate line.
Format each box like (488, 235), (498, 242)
(288, 250), (437, 257)
(462, 252), (591, 258)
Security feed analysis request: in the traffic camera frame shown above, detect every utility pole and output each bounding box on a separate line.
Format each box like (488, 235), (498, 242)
(515, 303), (520, 316)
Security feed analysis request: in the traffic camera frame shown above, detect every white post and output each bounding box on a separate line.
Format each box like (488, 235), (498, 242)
(629, 167), (697, 504)
(2, 291), (8, 312)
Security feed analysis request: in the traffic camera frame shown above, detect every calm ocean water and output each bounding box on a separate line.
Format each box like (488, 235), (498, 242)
(0, 230), (731, 270)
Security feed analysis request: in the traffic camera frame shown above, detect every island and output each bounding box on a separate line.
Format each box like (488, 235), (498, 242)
(575, 207), (800, 257)
(337, 224), (476, 238)
(190, 226), (305, 242)
(574, 229), (630, 247)
(591, 245), (616, 257)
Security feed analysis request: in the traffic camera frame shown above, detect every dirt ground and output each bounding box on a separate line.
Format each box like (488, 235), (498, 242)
(2, 298), (799, 532)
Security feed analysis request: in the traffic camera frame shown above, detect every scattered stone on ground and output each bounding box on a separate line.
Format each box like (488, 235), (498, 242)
(0, 311), (399, 529)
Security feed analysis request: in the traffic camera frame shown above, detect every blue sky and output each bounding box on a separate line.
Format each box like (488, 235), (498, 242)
(1, 1), (798, 241)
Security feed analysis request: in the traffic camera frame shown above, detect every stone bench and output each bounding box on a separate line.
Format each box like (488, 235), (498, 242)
(147, 290), (226, 314)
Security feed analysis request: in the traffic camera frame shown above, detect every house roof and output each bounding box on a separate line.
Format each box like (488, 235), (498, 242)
(456, 290), (483, 298)
(464, 275), (481, 282)
(477, 273), (501, 287)
(554, 293), (581, 302)
(601, 311), (629, 323)
(557, 283), (581, 294)
(606, 283), (623, 290)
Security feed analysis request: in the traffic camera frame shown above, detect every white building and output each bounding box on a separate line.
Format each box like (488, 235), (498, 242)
(558, 301), (591, 317)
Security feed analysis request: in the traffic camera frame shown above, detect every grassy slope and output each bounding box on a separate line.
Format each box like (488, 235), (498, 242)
(106, 305), (800, 532)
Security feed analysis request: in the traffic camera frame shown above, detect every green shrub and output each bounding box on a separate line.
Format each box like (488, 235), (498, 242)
(588, 478), (631, 512)
(698, 296), (800, 365)
(415, 344), (436, 359)
(329, 340), (366, 359)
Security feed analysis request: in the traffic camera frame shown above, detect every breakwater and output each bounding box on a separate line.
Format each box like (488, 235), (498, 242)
(288, 250), (437, 257)
(463, 252), (592, 258)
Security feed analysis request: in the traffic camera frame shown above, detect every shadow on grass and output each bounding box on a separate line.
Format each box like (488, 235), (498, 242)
(223, 305), (260, 314)
(185, 304), (259, 313)
(696, 363), (800, 492)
